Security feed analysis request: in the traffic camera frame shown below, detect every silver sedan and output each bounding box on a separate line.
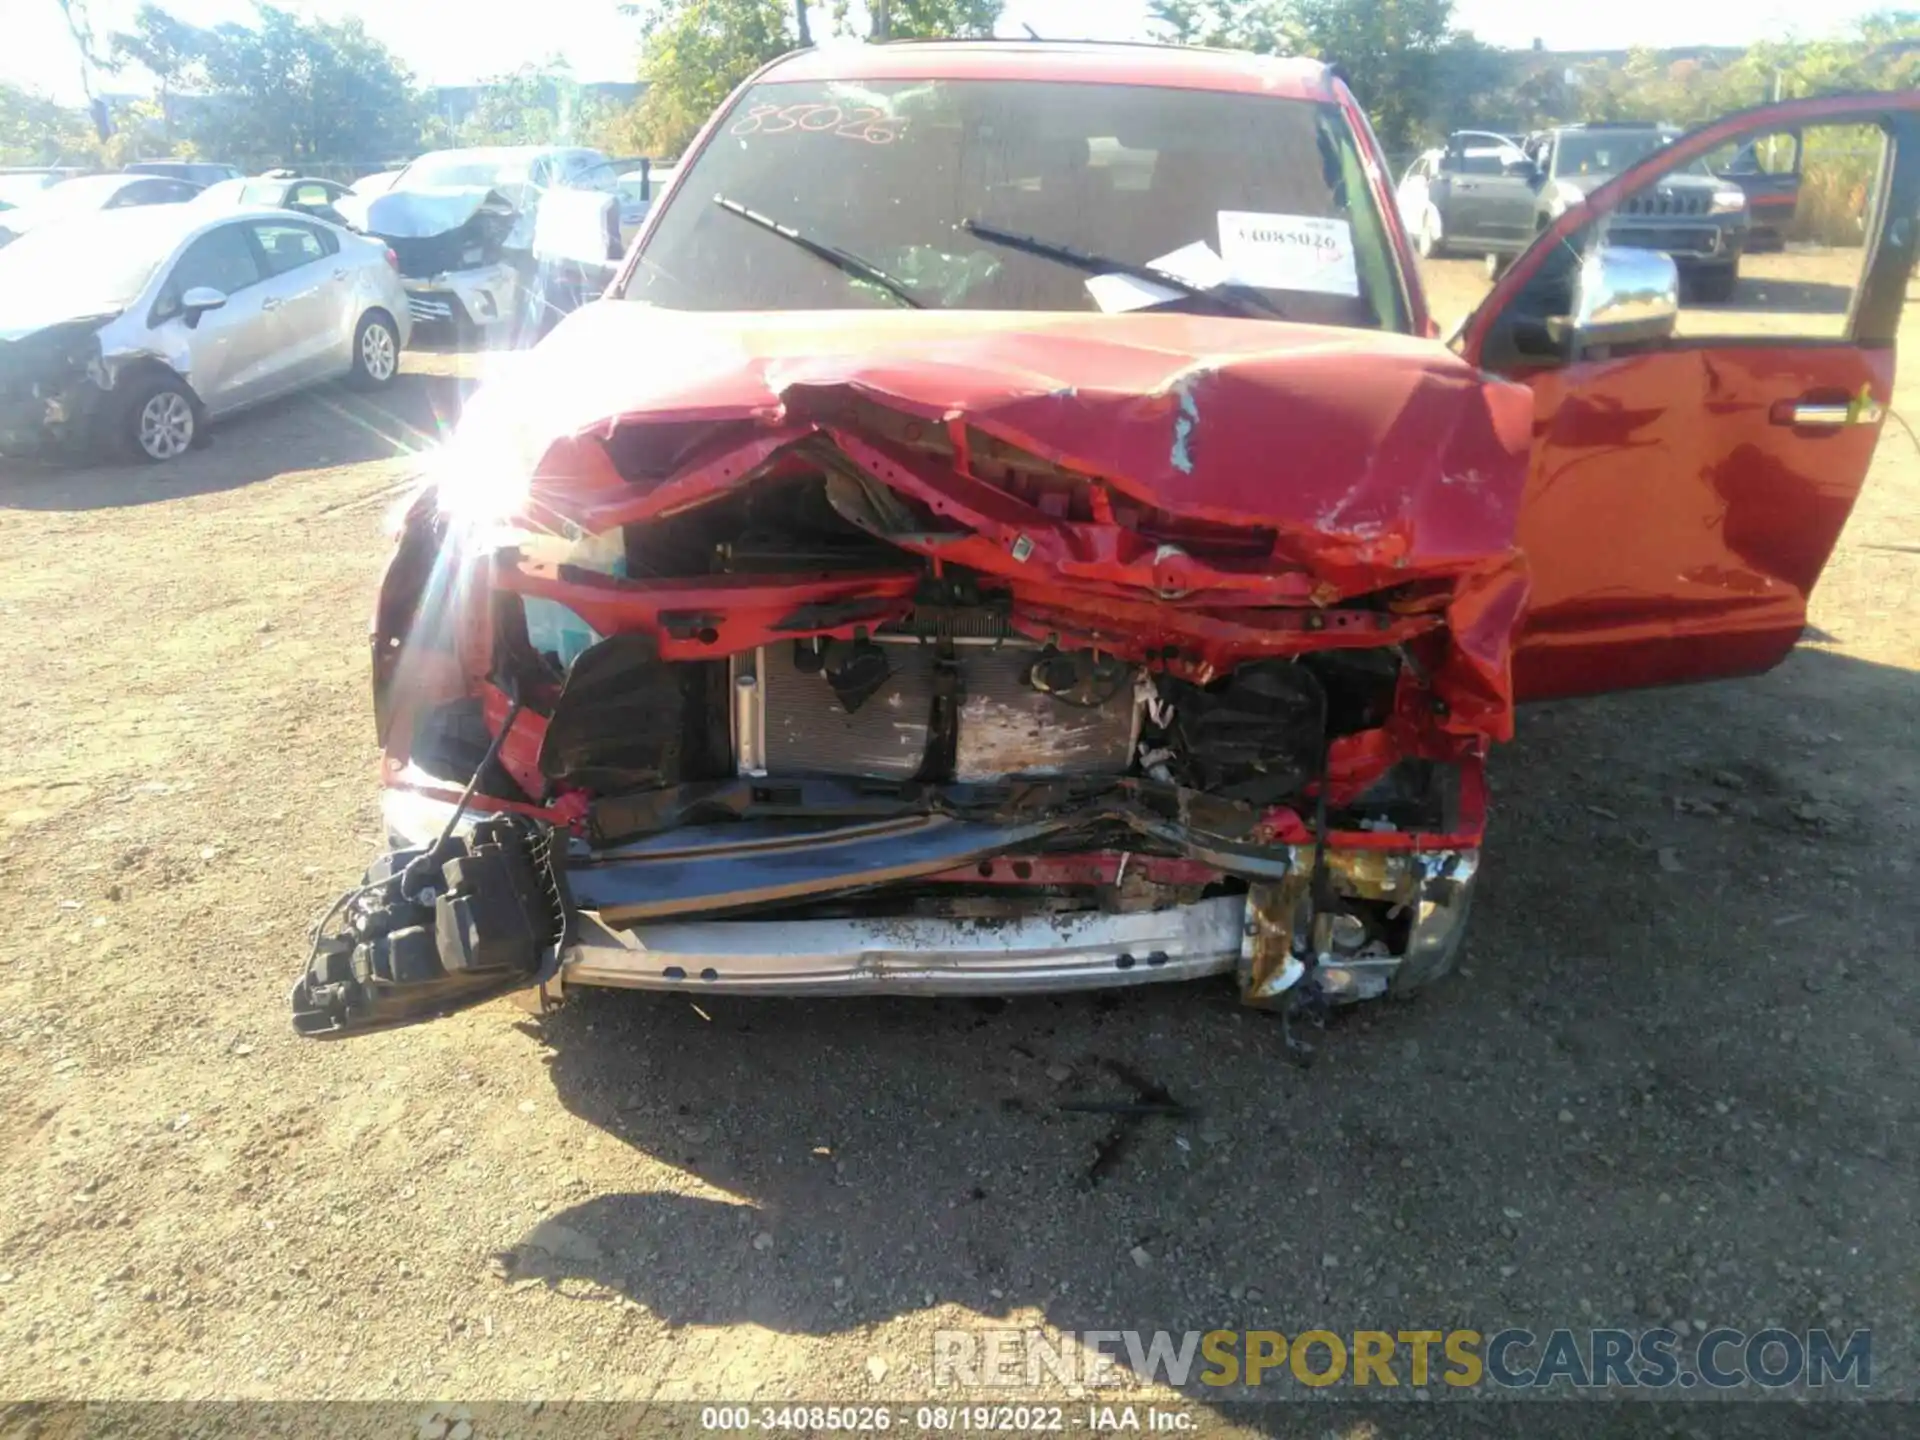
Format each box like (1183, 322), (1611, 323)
(0, 205), (411, 463)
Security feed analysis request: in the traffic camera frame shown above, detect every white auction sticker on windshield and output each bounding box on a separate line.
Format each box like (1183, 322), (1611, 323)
(1217, 212), (1359, 296)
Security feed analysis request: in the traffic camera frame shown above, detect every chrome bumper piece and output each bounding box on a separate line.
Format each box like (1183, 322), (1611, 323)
(379, 786), (1478, 1005)
(559, 897), (1248, 996)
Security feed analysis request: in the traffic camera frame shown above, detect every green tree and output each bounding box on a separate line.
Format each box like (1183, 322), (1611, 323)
(1299, 0), (1455, 152)
(110, 3), (211, 148)
(1150, 0), (1459, 152)
(1421, 34), (1516, 137)
(1500, 14), (1920, 133)
(833, 0), (1003, 39)
(627, 0), (796, 157)
(180, 5), (424, 166)
(1150, 0), (1301, 52)
(454, 58), (614, 147)
(621, 0), (998, 157)
(0, 82), (96, 164)
(51, 0), (119, 139)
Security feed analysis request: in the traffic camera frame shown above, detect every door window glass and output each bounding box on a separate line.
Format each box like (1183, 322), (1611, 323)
(251, 221), (330, 276)
(1442, 120), (1893, 357)
(1708, 131), (1803, 177)
(159, 224), (261, 315)
(1604, 123), (1886, 343)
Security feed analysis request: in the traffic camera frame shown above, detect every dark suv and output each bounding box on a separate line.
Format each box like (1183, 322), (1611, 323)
(1461, 124), (1753, 301)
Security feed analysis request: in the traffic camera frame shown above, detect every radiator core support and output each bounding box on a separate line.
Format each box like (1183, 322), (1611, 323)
(728, 637), (1141, 782)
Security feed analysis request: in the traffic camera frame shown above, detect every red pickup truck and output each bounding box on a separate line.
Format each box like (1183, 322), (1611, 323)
(288, 43), (1920, 1039)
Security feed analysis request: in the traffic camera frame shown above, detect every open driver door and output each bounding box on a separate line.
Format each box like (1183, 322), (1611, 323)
(1456, 94), (1920, 703)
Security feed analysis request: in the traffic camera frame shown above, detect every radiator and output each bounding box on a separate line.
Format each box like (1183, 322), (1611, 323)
(732, 640), (1139, 782)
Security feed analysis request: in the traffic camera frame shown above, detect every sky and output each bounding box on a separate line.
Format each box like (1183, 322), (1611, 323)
(0, 0), (1891, 104)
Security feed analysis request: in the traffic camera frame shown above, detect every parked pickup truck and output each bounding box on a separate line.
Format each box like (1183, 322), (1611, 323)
(286, 44), (1920, 1039)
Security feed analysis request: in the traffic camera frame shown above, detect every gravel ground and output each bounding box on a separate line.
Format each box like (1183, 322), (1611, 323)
(0, 255), (1915, 1438)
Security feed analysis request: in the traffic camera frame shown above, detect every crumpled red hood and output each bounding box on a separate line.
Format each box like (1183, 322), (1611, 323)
(477, 305), (1532, 577)
(450, 304), (1537, 744)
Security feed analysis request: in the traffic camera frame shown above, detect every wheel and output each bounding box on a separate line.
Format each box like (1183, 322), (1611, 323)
(348, 311), (400, 389)
(1687, 263), (1738, 305)
(110, 372), (198, 464)
(1414, 205), (1446, 260)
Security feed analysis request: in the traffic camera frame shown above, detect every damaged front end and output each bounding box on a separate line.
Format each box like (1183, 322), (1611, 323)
(342, 187), (523, 330)
(290, 815), (573, 1036)
(341, 183), (618, 333)
(0, 314), (115, 456)
(294, 309), (1532, 1037)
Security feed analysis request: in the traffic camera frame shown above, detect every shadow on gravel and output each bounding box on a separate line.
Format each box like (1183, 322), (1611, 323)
(0, 370), (473, 511)
(508, 648), (1918, 1426)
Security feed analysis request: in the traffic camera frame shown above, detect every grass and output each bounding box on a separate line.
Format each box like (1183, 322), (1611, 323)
(1787, 137), (1879, 247)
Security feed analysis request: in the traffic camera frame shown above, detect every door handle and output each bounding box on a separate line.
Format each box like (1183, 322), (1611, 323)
(1771, 391), (1885, 428)
(1783, 403), (1852, 428)
(261, 297), (283, 312)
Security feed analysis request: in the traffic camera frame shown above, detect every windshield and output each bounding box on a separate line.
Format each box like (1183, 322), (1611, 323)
(0, 218), (163, 318)
(399, 150), (533, 190)
(625, 79), (1408, 331)
(1555, 130), (1715, 179)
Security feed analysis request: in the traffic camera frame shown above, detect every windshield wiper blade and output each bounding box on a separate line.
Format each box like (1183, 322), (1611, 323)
(713, 195), (925, 309)
(960, 218), (1286, 320)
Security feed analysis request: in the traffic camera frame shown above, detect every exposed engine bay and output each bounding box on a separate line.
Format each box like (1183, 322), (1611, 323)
(293, 306), (1529, 1038)
(441, 466), (1435, 835)
(0, 313), (115, 456)
(513, 471), (1373, 803)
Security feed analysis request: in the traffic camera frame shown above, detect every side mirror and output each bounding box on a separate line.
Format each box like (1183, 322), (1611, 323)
(1565, 246), (1679, 351)
(179, 286), (227, 327)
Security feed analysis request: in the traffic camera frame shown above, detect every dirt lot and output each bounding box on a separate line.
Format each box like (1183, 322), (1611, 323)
(1, 254), (1917, 1434)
